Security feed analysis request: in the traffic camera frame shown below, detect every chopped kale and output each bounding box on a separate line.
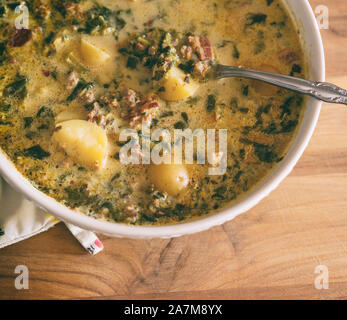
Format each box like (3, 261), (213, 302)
(253, 143), (278, 163)
(0, 4), (6, 17)
(291, 64), (302, 75)
(262, 122), (277, 134)
(280, 119), (298, 133)
(3, 74), (28, 100)
(0, 41), (8, 65)
(0, 101), (10, 112)
(160, 111), (174, 118)
(65, 185), (94, 208)
(178, 60), (195, 74)
(232, 43), (240, 59)
(67, 79), (94, 102)
(126, 56), (139, 69)
(37, 106), (54, 118)
(279, 96), (295, 119)
(174, 121), (187, 129)
(230, 97), (238, 113)
(24, 117), (33, 128)
(206, 94), (216, 112)
(233, 170), (244, 183)
(245, 13), (267, 26)
(212, 185), (227, 200)
(23, 145), (51, 160)
(79, 4), (126, 35)
(4, 0), (20, 11)
(240, 138), (279, 163)
(254, 41), (265, 54)
(181, 112), (189, 123)
(242, 85), (249, 96)
(43, 31), (55, 45)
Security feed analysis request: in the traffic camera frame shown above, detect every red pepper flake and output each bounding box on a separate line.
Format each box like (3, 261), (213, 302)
(42, 69), (50, 77)
(146, 19), (153, 27)
(9, 28), (32, 47)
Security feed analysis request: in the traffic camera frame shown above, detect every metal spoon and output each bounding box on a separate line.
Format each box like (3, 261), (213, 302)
(215, 64), (347, 105)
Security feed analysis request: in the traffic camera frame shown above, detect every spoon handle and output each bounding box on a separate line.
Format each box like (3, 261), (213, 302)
(216, 65), (347, 105)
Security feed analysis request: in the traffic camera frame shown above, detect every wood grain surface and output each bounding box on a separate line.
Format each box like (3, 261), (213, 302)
(0, 0), (346, 300)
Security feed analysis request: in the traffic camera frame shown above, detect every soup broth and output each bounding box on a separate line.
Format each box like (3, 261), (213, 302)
(0, 0), (306, 225)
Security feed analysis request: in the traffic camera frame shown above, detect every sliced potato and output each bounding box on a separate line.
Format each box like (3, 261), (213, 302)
(159, 66), (199, 102)
(53, 36), (69, 51)
(148, 163), (189, 195)
(55, 108), (88, 124)
(53, 120), (108, 169)
(80, 38), (111, 67)
(66, 51), (86, 71)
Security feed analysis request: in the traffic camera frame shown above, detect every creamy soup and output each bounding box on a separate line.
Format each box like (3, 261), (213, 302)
(0, 0), (306, 225)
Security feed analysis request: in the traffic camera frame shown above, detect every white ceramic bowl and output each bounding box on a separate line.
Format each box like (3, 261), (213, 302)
(0, 0), (325, 238)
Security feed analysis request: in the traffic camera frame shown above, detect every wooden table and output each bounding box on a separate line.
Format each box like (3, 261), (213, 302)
(0, 0), (346, 300)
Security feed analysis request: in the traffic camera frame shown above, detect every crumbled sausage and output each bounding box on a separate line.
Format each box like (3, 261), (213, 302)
(121, 88), (140, 108)
(67, 71), (79, 91)
(180, 45), (193, 60)
(187, 35), (214, 61)
(35, 4), (51, 20)
(65, 2), (84, 19)
(125, 204), (139, 217)
(9, 29), (32, 47)
(120, 88), (159, 129)
(80, 88), (95, 104)
(194, 61), (209, 76)
(87, 102), (105, 125)
(278, 48), (299, 65)
(99, 94), (119, 108)
(42, 69), (50, 77)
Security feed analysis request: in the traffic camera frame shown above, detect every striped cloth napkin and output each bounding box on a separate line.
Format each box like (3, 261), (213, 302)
(0, 177), (104, 255)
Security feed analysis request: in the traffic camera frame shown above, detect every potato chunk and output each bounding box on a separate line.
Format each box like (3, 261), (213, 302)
(53, 120), (107, 169)
(55, 108), (87, 124)
(80, 38), (111, 67)
(148, 163), (189, 195)
(159, 66), (199, 101)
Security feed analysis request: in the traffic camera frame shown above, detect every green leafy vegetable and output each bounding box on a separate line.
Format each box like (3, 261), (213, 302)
(245, 13), (267, 26)
(3, 74), (28, 100)
(23, 145), (51, 160)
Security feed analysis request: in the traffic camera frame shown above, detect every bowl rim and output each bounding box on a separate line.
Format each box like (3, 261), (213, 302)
(0, 0), (325, 238)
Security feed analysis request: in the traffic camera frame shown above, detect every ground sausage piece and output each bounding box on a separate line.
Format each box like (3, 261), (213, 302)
(67, 71), (79, 91)
(187, 36), (214, 61)
(87, 102), (105, 126)
(99, 94), (119, 108)
(122, 88), (139, 108)
(180, 45), (193, 60)
(278, 48), (299, 65)
(194, 61), (209, 76)
(9, 29), (32, 47)
(80, 88), (95, 104)
(65, 2), (84, 19)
